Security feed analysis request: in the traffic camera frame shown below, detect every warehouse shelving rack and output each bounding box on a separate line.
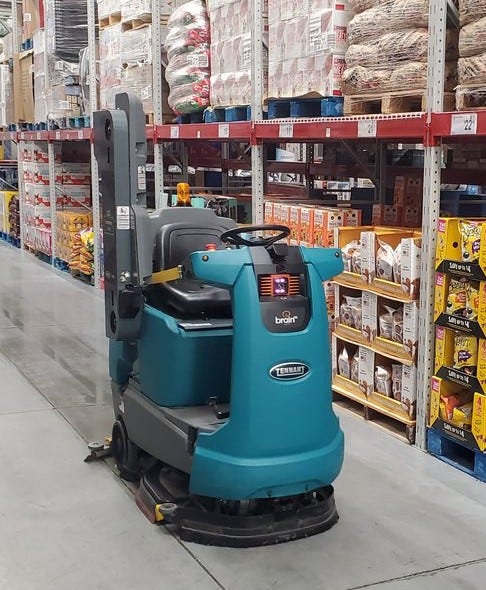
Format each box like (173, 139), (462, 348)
(1, 0), (482, 449)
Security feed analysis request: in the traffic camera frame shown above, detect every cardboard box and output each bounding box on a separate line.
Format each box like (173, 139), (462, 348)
(289, 205), (301, 245)
(335, 284), (365, 343)
(264, 201), (274, 225)
(358, 346), (375, 396)
(300, 206), (314, 247)
(313, 208), (343, 248)
(22, 0), (41, 41)
(332, 334), (360, 382)
(373, 298), (419, 363)
(342, 208), (362, 227)
(393, 175), (423, 207)
(435, 217), (486, 279)
(430, 376), (486, 451)
(62, 185), (92, 205)
(434, 325), (486, 394)
(434, 272), (486, 337)
(361, 291), (377, 342)
(402, 206), (422, 228)
(372, 205), (402, 227)
(400, 237), (422, 299)
(14, 51), (35, 123)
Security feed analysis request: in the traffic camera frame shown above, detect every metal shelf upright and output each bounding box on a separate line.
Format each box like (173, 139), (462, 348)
(87, 0), (101, 288)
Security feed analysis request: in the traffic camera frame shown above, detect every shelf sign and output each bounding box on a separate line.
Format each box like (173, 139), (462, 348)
(279, 123), (294, 138)
(357, 119), (377, 138)
(170, 126), (179, 139)
(218, 123), (230, 138)
(451, 113), (478, 135)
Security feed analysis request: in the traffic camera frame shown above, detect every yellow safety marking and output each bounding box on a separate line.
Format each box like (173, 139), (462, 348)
(148, 266), (182, 285)
(154, 504), (165, 523)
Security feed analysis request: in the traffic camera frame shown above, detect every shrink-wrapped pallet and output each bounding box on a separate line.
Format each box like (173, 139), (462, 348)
(268, 1), (350, 99)
(459, 0), (486, 26)
(457, 1), (486, 108)
(121, 25), (153, 65)
(98, 0), (121, 19)
(38, 1), (88, 121)
(208, 0), (268, 107)
(165, 0), (210, 114)
(343, 0), (457, 105)
(120, 0), (176, 21)
(99, 24), (123, 109)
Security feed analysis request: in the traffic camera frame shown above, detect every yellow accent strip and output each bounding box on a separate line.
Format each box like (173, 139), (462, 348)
(149, 266), (182, 285)
(154, 504), (165, 523)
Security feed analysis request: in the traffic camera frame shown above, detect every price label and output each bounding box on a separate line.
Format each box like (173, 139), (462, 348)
(325, 127), (331, 138)
(170, 126), (179, 139)
(451, 113), (478, 135)
(36, 132), (41, 140)
(78, 130), (84, 139)
(55, 131), (61, 141)
(279, 123), (294, 138)
(218, 123), (230, 138)
(357, 119), (377, 138)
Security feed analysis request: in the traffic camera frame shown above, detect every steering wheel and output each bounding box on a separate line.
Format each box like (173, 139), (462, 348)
(220, 225), (290, 248)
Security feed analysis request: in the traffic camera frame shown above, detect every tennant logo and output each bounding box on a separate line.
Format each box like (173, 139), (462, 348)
(275, 310), (298, 325)
(270, 362), (310, 381)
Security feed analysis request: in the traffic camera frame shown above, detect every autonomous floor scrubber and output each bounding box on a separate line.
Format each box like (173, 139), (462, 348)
(93, 94), (345, 547)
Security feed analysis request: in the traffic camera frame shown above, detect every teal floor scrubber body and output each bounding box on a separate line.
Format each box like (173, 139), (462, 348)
(94, 94), (344, 547)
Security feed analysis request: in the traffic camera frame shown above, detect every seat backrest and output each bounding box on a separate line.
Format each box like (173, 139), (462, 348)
(153, 208), (236, 271)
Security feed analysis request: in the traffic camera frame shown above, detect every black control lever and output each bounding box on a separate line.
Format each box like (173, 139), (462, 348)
(208, 397), (230, 420)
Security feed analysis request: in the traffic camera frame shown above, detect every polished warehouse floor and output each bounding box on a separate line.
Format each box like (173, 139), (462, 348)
(1, 242), (486, 590)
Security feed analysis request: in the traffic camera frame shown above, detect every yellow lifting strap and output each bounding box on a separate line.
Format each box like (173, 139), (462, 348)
(148, 265), (183, 285)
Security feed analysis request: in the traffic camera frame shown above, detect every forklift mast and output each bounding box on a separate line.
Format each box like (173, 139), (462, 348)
(93, 93), (154, 342)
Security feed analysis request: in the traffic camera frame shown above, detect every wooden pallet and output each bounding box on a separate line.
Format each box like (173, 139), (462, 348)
(344, 91), (455, 115)
(99, 12), (122, 29)
(121, 14), (169, 31)
(332, 377), (416, 444)
(456, 85), (486, 111)
(428, 428), (486, 482)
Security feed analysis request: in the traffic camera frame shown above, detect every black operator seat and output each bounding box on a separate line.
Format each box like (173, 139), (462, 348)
(144, 208), (236, 319)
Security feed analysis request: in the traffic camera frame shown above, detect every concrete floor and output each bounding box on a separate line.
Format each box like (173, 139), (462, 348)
(1, 242), (485, 590)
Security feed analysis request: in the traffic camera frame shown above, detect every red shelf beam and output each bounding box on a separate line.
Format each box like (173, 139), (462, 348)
(431, 111), (486, 139)
(254, 115), (426, 141)
(156, 122), (252, 141)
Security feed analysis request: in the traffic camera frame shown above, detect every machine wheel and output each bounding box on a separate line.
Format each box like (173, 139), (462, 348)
(112, 419), (141, 483)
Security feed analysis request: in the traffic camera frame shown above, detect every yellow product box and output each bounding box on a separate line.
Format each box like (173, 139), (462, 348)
(59, 210), (93, 232)
(430, 376), (486, 451)
(434, 325), (486, 394)
(472, 392), (486, 451)
(435, 217), (486, 278)
(289, 205), (301, 245)
(434, 272), (486, 337)
(313, 208), (343, 248)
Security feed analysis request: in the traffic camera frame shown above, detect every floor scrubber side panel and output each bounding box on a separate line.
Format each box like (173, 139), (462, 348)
(138, 305), (232, 407)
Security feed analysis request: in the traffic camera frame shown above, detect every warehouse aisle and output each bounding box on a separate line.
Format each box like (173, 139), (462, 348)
(1, 242), (486, 590)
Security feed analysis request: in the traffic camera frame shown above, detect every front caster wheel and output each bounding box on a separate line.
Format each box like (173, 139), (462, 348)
(112, 419), (141, 483)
